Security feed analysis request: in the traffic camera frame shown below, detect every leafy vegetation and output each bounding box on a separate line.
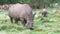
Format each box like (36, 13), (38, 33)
(0, 0), (60, 8)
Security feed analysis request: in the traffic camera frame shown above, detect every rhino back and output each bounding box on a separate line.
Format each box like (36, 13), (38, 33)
(8, 4), (32, 19)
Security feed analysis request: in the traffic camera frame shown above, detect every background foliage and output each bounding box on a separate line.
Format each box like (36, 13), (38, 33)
(0, 0), (60, 8)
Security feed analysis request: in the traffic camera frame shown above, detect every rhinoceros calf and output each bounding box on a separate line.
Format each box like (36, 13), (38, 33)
(40, 9), (48, 17)
(8, 3), (35, 30)
(40, 9), (48, 20)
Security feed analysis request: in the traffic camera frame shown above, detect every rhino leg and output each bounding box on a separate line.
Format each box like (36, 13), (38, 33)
(10, 17), (13, 23)
(20, 17), (27, 27)
(22, 19), (27, 27)
(14, 19), (18, 24)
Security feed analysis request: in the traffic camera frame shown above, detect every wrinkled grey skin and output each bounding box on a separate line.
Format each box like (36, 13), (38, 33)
(8, 3), (35, 30)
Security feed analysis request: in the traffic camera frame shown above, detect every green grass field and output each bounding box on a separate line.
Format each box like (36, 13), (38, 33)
(0, 8), (60, 34)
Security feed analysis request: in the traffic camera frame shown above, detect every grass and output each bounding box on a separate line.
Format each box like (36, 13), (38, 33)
(0, 8), (60, 34)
